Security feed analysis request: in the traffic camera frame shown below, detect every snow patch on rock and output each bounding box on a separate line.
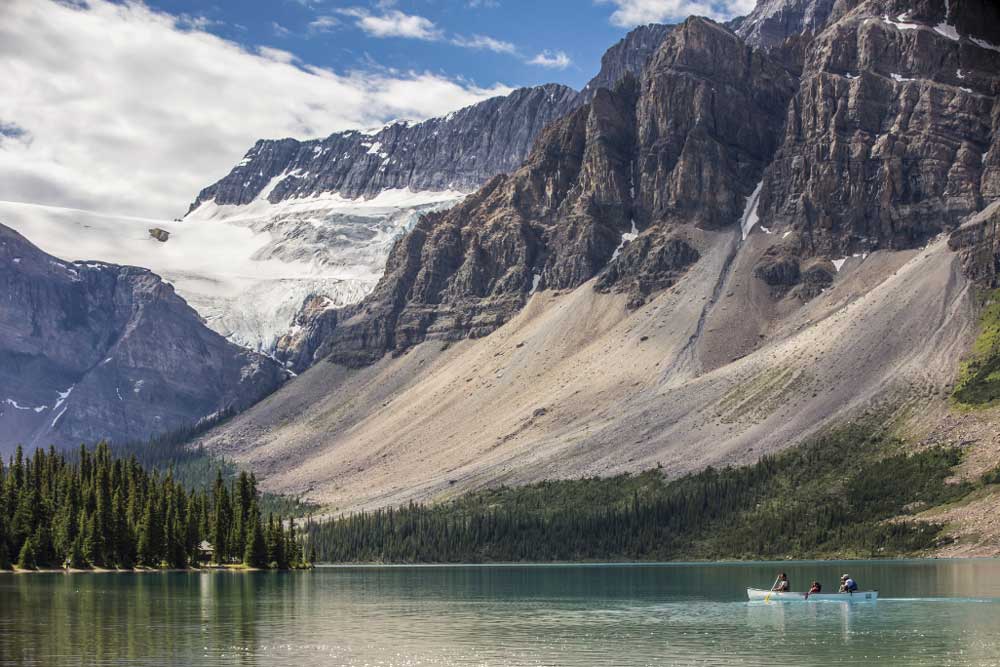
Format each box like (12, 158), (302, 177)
(740, 181), (764, 240)
(611, 219), (639, 260)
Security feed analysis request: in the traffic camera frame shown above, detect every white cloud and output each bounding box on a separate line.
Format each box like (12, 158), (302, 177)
(0, 0), (511, 218)
(597, 0), (755, 26)
(451, 34), (517, 54)
(307, 16), (339, 34)
(528, 50), (572, 69)
(335, 7), (444, 41)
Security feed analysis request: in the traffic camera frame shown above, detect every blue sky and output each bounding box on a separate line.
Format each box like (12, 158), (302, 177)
(144, 0), (751, 91)
(0, 0), (753, 217)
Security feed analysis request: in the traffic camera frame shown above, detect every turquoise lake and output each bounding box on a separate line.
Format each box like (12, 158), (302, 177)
(2, 559), (999, 666)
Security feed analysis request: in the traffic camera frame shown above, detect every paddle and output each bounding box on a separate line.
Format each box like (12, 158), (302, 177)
(764, 575), (781, 602)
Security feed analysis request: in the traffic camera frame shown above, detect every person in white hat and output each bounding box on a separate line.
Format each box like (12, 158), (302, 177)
(839, 574), (858, 593)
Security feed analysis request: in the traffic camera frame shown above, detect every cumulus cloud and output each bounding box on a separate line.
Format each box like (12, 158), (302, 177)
(597, 0), (755, 26)
(335, 7), (444, 40)
(528, 50), (572, 69)
(0, 0), (510, 218)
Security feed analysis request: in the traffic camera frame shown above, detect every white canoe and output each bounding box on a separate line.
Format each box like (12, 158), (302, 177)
(747, 588), (878, 602)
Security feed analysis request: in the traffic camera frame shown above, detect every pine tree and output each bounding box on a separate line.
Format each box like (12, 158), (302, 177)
(53, 475), (79, 560)
(163, 484), (187, 569)
(137, 493), (161, 567)
(32, 525), (56, 568)
(287, 518), (300, 568)
(0, 505), (9, 570)
(66, 535), (86, 569)
(243, 501), (267, 568)
(82, 512), (100, 566)
(17, 535), (36, 570)
(184, 493), (200, 565)
(112, 489), (133, 568)
(11, 482), (39, 558)
(211, 471), (230, 563)
(265, 513), (286, 568)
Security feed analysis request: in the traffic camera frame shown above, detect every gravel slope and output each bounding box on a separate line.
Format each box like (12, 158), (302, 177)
(197, 231), (978, 514)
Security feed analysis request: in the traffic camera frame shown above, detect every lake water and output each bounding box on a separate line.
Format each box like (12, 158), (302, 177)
(2, 560), (999, 666)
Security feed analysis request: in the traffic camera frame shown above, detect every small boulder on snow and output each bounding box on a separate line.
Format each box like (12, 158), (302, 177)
(148, 228), (171, 242)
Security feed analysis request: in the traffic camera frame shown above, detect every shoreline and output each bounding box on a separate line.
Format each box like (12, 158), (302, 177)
(5, 556), (998, 573)
(1, 564), (312, 574)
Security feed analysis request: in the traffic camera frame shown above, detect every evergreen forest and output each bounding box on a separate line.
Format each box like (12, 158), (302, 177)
(0, 443), (310, 571)
(303, 425), (995, 563)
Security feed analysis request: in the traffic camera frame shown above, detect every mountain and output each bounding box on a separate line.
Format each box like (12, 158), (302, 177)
(276, 18), (797, 370)
(196, 0), (1000, 518)
(162, 24), (678, 353)
(580, 24), (675, 100)
(190, 23), (681, 213)
(189, 84), (580, 210)
(0, 17), (685, 455)
(0, 223), (286, 454)
(732, 0), (837, 48)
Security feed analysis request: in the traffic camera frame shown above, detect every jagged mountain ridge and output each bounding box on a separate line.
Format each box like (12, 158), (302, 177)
(189, 22), (683, 215)
(188, 84), (580, 211)
(0, 223), (286, 454)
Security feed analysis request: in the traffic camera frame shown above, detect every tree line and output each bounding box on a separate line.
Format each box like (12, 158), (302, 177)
(303, 426), (979, 563)
(0, 443), (311, 571)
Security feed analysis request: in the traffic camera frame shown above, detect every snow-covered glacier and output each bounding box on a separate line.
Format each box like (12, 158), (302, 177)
(0, 189), (464, 354)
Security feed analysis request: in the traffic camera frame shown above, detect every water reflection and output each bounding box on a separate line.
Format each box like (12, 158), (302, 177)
(1, 560), (999, 666)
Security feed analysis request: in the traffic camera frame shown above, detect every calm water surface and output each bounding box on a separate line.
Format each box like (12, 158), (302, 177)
(2, 560), (1000, 666)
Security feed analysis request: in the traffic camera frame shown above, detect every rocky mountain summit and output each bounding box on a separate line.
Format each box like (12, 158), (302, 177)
(0, 223), (286, 454)
(579, 24), (675, 100)
(733, 0), (837, 48)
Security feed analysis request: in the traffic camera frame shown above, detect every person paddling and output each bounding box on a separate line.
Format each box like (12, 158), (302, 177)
(839, 574), (858, 594)
(772, 572), (790, 592)
(805, 581), (822, 599)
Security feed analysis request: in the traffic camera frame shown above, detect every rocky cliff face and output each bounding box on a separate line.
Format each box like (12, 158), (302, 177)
(752, 0), (1000, 289)
(733, 0), (837, 48)
(949, 200), (1000, 288)
(0, 223), (286, 454)
(278, 17), (799, 369)
(273, 0), (998, 374)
